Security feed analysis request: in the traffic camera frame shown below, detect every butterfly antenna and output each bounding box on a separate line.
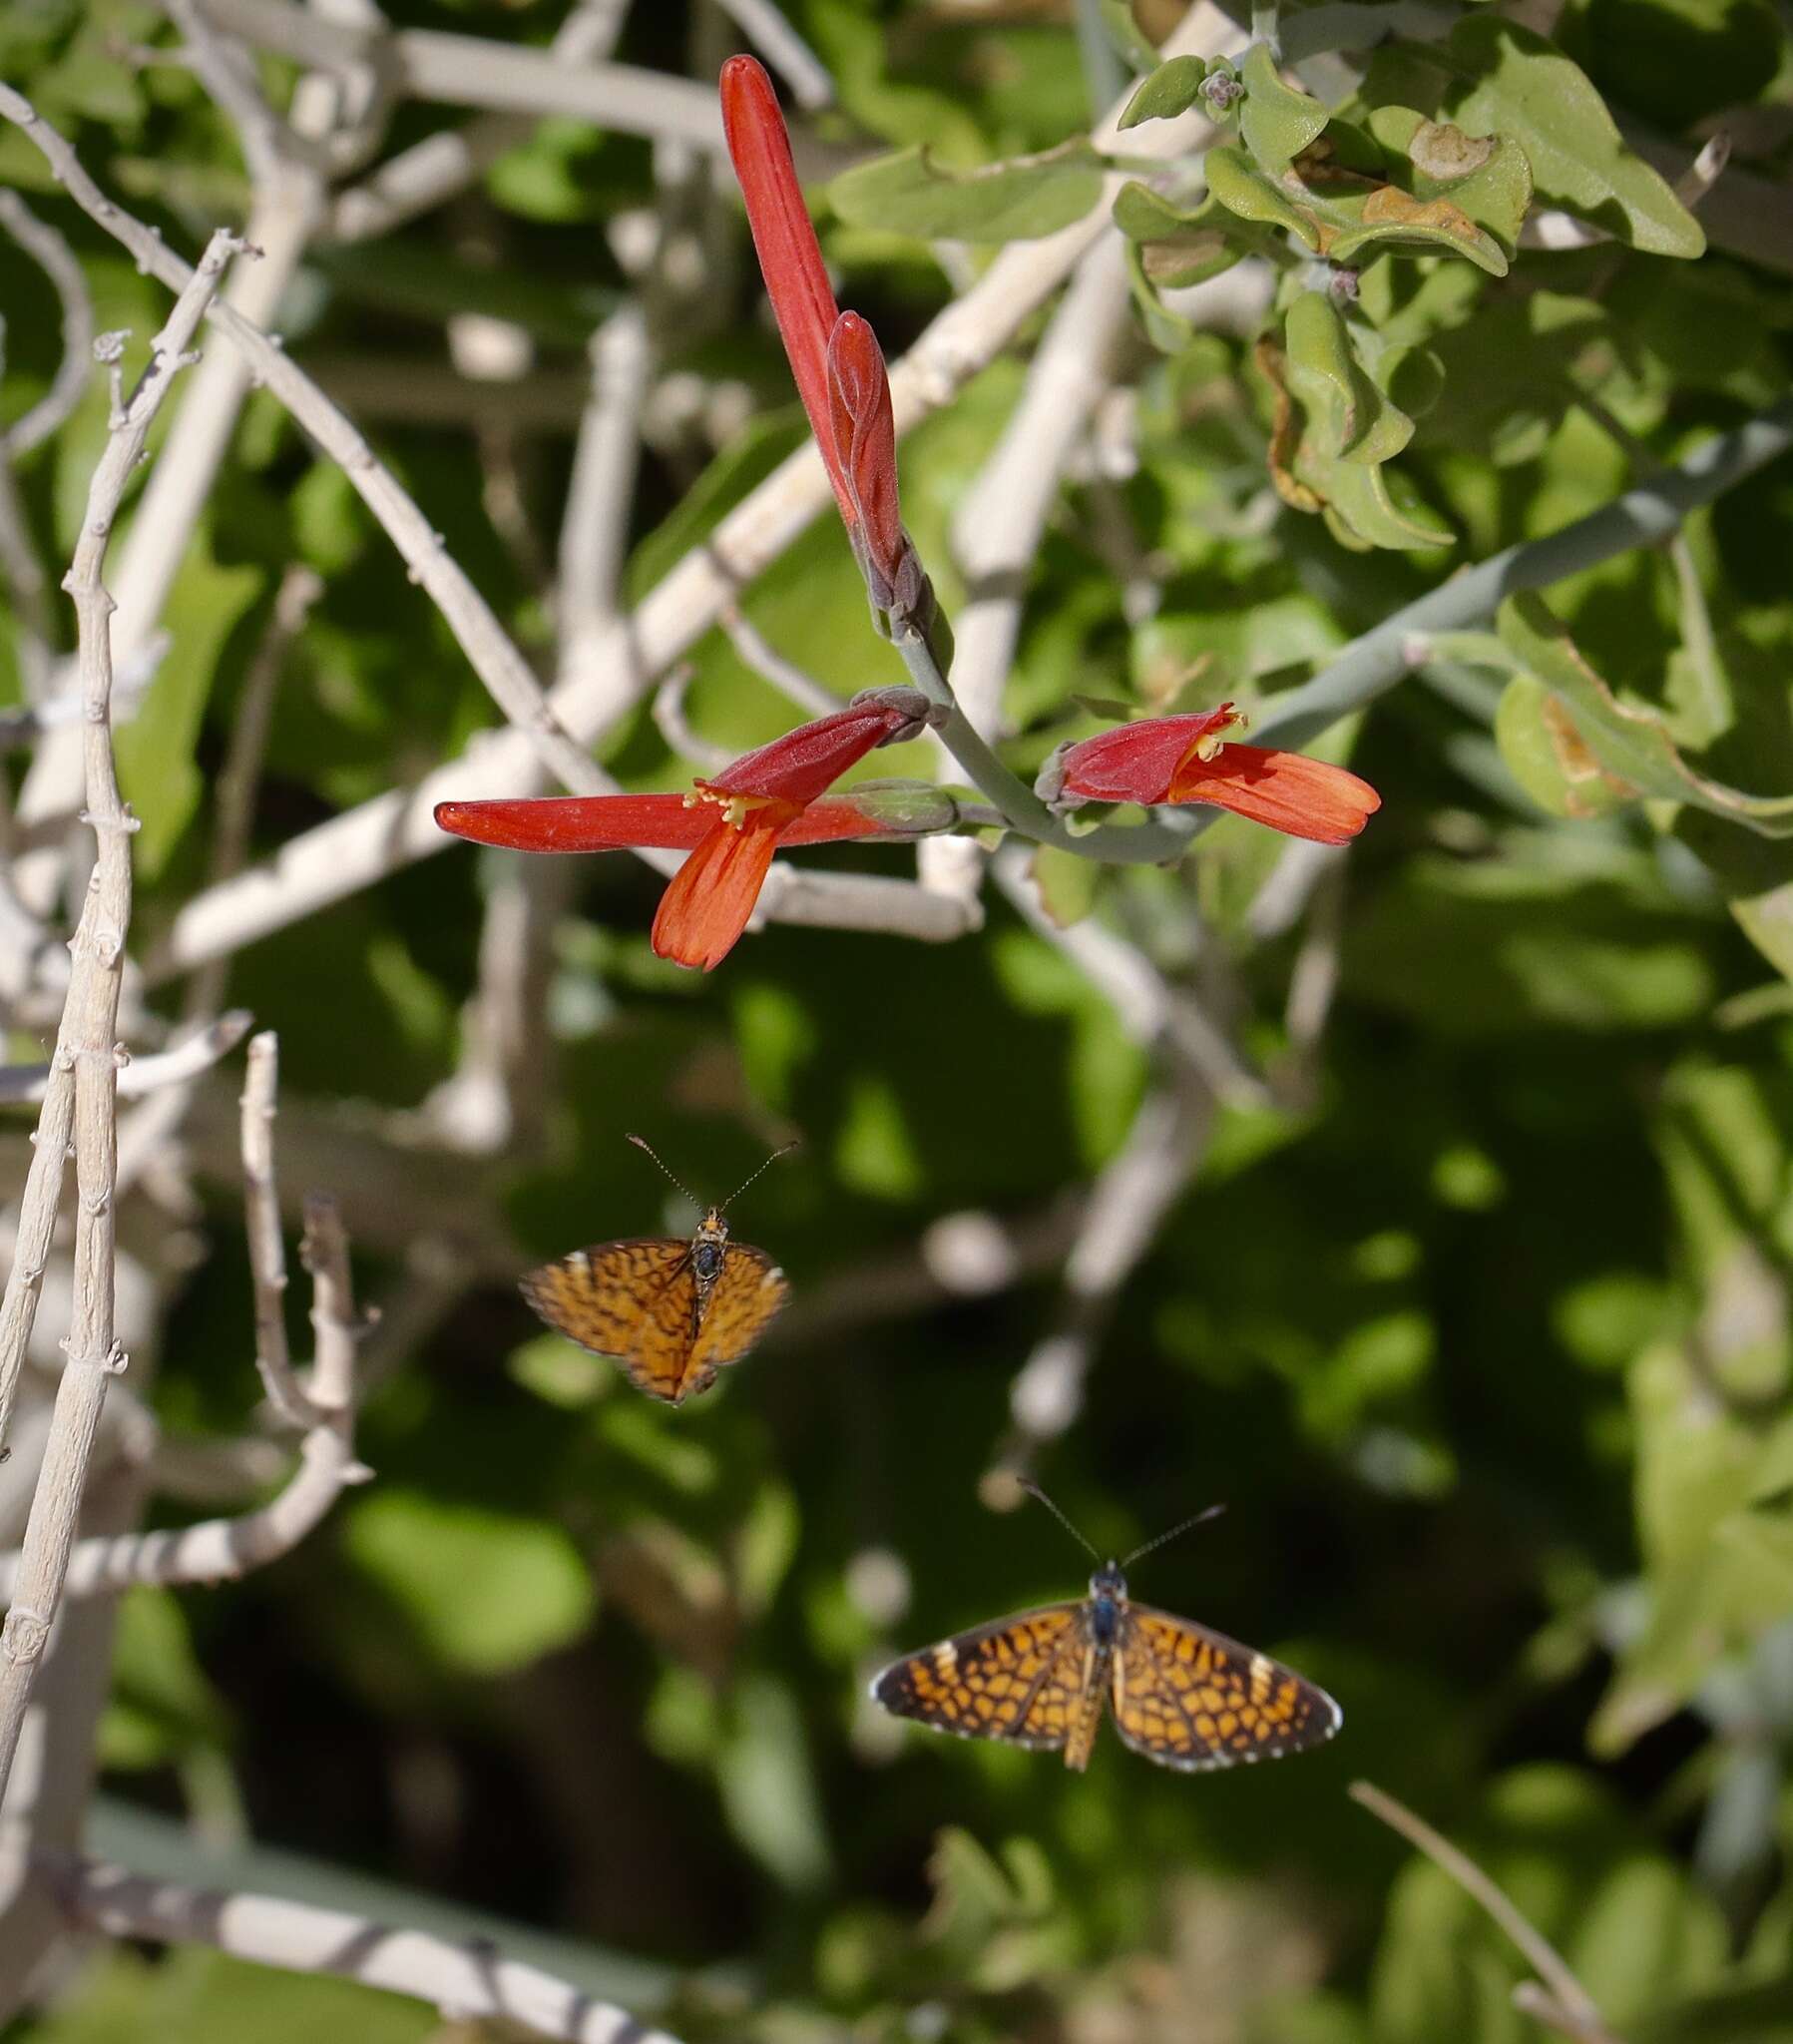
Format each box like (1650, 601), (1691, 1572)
(1016, 1478), (1100, 1564)
(718, 1139), (800, 1216)
(625, 1134), (704, 1212)
(1121, 1503), (1226, 1570)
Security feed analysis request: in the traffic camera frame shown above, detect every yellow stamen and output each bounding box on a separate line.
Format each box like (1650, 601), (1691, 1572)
(1194, 710), (1246, 763)
(686, 783), (778, 831)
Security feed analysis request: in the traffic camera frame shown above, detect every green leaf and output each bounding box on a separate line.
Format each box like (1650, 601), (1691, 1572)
(343, 1489), (596, 1677)
(1498, 594), (1793, 837)
(829, 141), (1106, 244)
(1115, 183), (1254, 315)
(1259, 295), (1454, 551)
(1360, 15), (1704, 257)
(716, 1674), (831, 1889)
(1284, 292), (1416, 464)
(28, 1947), (436, 2044)
(1496, 671), (1637, 820)
(115, 531), (262, 880)
(1673, 811), (1793, 987)
(101, 1586), (231, 1770)
(1204, 143), (1510, 273)
(1119, 55), (1211, 128)
(1238, 43), (1329, 169)
(1578, 0), (1785, 131)
(1365, 105), (1535, 251)
(1096, 0), (1162, 74)
(1029, 844), (1099, 927)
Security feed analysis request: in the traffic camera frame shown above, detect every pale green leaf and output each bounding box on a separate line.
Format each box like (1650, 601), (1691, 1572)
(829, 141), (1105, 243)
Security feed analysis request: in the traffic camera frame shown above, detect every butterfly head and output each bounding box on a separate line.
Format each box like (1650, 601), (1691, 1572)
(1090, 1559), (1128, 1602)
(691, 1211), (730, 1283)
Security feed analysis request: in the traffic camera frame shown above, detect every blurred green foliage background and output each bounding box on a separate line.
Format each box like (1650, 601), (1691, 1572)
(2, 0), (1792, 2040)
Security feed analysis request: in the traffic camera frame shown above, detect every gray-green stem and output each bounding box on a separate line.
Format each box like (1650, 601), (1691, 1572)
(898, 396), (1793, 865)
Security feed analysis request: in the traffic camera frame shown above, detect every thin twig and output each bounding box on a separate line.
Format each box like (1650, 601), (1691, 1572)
(995, 841), (1269, 1104)
(650, 664), (735, 773)
(10, 129), (323, 918)
(200, 0), (721, 150)
(424, 854), (574, 1158)
(718, 604), (840, 719)
(950, 234), (1133, 740)
(0, 1011), (252, 1107)
(558, 305), (652, 653)
(238, 1034), (318, 1431)
(0, 191), (96, 460)
(0, 189), (94, 721)
(993, 1070), (1212, 1474)
(186, 562), (322, 1020)
(0, 230), (242, 1813)
(1349, 1782), (1623, 2044)
(709, 0), (833, 108)
(49, 1852), (685, 2044)
(326, 0), (633, 242)
(163, 0), (318, 182)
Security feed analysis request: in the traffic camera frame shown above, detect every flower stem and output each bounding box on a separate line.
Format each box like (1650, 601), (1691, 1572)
(892, 624), (1195, 865)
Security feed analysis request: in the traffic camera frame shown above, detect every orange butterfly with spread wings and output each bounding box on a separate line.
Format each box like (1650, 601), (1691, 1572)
(871, 1483), (1341, 1773)
(521, 1135), (794, 1405)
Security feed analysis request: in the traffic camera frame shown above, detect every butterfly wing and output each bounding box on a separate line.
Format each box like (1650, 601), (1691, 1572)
(1111, 1604), (1342, 1772)
(871, 1604), (1092, 1751)
(683, 1241), (789, 1396)
(520, 1239), (700, 1403)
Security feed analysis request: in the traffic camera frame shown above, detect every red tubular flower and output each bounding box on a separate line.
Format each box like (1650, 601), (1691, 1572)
(720, 56), (922, 617)
(436, 695), (934, 970)
(720, 54), (853, 529)
(1058, 705), (1381, 846)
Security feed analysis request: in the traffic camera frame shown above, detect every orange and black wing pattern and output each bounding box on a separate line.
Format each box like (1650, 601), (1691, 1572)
(683, 1243), (788, 1395)
(1111, 1605), (1341, 1772)
(871, 1605), (1092, 1752)
(521, 1238), (702, 1403)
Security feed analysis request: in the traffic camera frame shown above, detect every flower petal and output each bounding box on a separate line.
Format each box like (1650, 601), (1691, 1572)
(652, 817), (783, 970)
(709, 699), (925, 805)
(1166, 746), (1382, 844)
(435, 793), (708, 851)
(826, 311), (909, 604)
(719, 56), (854, 528)
(1059, 708), (1244, 803)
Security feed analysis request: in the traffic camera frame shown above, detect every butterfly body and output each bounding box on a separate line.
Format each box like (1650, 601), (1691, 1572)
(872, 1559), (1340, 1773)
(521, 1210), (787, 1405)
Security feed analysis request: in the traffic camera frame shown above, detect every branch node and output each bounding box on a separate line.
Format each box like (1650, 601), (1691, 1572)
(0, 1607), (51, 1664)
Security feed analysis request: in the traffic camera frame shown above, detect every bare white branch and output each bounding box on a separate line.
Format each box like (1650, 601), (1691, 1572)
(50, 1851), (685, 2044)
(950, 235), (1133, 739)
(994, 842), (1267, 1106)
(199, 0), (720, 151)
(996, 1073), (1212, 1465)
(0, 1011), (251, 1107)
(0, 191), (97, 459)
(718, 605), (840, 720)
(709, 0), (834, 109)
(0, 230), (242, 1812)
(559, 305), (652, 651)
(239, 1034), (318, 1431)
(327, 0), (634, 243)
(650, 665), (735, 775)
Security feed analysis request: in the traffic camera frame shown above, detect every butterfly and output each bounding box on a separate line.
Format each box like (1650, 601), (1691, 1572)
(870, 1484), (1341, 1773)
(520, 1135), (794, 1404)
